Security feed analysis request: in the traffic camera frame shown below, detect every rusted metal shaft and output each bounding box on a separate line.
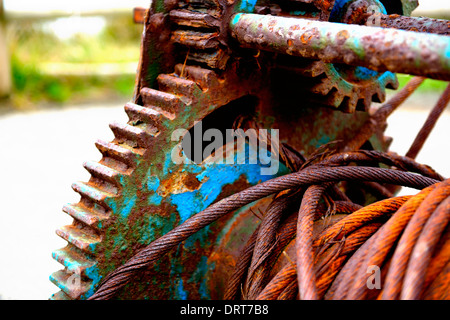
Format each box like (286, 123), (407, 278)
(229, 13), (450, 81)
(377, 14), (450, 36)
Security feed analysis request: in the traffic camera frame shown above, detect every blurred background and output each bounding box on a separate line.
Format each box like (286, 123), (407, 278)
(0, 0), (449, 299)
(0, 0), (150, 108)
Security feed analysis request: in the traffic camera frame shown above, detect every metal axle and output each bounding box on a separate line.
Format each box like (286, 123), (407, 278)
(229, 13), (450, 81)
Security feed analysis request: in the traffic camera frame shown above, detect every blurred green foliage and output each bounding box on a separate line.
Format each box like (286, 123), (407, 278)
(396, 74), (448, 93)
(6, 14), (142, 109)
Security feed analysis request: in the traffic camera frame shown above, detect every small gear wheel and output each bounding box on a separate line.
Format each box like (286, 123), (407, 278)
(285, 0), (419, 113)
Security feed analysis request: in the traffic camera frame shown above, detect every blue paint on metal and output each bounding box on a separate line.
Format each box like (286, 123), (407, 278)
(238, 0), (258, 13)
(120, 194), (138, 219)
(146, 175), (163, 205)
(82, 265), (102, 299)
(354, 66), (379, 80)
(290, 10), (308, 16)
(169, 149), (282, 224)
(85, 265), (102, 285)
(232, 13), (243, 27)
(105, 192), (138, 221)
(330, 0), (354, 21)
(52, 250), (102, 291)
(330, 0), (386, 22)
(378, 70), (396, 84)
(289, 10), (319, 17)
(176, 279), (188, 300)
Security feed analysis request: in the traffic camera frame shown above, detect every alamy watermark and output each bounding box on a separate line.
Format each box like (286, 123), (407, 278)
(366, 265), (381, 290)
(170, 121), (280, 176)
(366, 5), (382, 27)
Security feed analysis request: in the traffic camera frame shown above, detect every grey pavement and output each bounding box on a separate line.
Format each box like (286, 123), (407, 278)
(0, 94), (449, 300)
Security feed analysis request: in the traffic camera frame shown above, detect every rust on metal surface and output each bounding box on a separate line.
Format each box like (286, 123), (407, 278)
(133, 7), (148, 24)
(377, 14), (450, 36)
(230, 13), (450, 81)
(51, 0), (450, 301)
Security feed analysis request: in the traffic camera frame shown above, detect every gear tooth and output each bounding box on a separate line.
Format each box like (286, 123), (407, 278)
(170, 6), (228, 71)
(95, 139), (141, 168)
(71, 181), (117, 207)
(386, 76), (399, 90)
(62, 203), (109, 230)
(174, 63), (219, 89)
(356, 95), (371, 112)
(289, 55), (400, 113)
(373, 87), (387, 103)
(49, 290), (71, 300)
(327, 89), (345, 108)
(171, 30), (219, 49)
(169, 9), (220, 29)
(124, 102), (167, 130)
(377, 71), (399, 91)
(141, 87), (184, 115)
(83, 160), (126, 187)
(49, 270), (93, 300)
(301, 61), (326, 77)
(312, 78), (334, 95)
(52, 246), (96, 277)
(109, 121), (156, 148)
(341, 94), (359, 113)
(157, 73), (200, 100)
(55, 225), (101, 255)
(186, 48), (230, 70)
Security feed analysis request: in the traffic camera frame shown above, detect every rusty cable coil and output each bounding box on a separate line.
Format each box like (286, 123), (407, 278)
(88, 80), (450, 300)
(88, 150), (449, 300)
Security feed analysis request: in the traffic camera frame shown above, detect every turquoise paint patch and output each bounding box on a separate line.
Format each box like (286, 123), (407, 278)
(378, 70), (396, 84)
(289, 10), (319, 17)
(120, 194), (138, 219)
(81, 265), (102, 299)
(290, 10), (307, 16)
(147, 175), (160, 191)
(85, 265), (101, 285)
(176, 279), (188, 300)
(354, 66), (378, 80)
(147, 175), (163, 206)
(170, 157), (282, 224)
(163, 154), (173, 176)
(170, 189), (205, 224)
(169, 143), (288, 251)
(104, 191), (139, 221)
(231, 13), (243, 28)
(238, 0), (257, 13)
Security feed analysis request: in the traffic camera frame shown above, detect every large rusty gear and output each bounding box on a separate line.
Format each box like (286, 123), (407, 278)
(49, 0), (447, 300)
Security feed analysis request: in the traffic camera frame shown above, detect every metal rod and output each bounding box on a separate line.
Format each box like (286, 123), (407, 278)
(405, 83), (450, 160)
(377, 14), (450, 36)
(229, 13), (450, 81)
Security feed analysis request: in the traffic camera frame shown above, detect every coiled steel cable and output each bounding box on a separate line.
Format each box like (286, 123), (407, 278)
(89, 156), (441, 300)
